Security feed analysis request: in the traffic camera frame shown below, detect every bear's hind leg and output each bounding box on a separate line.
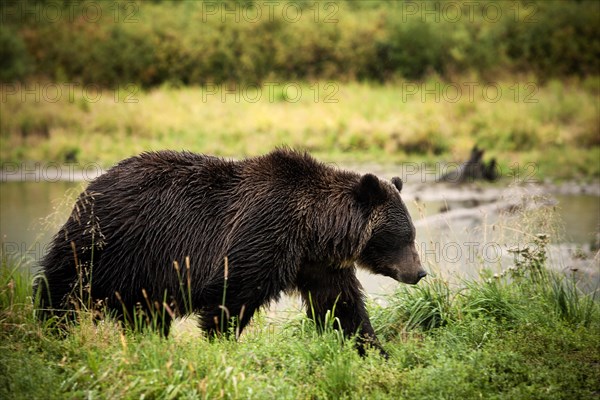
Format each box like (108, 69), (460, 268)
(199, 300), (259, 339)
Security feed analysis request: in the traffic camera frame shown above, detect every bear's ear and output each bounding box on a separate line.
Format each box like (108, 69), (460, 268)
(354, 174), (387, 207)
(391, 177), (403, 192)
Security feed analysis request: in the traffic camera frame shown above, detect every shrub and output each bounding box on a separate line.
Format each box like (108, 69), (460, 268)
(3, 1), (598, 86)
(0, 26), (32, 82)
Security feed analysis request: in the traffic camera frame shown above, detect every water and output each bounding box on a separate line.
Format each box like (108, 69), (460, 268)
(1, 181), (84, 267)
(1, 180), (599, 301)
(553, 194), (600, 245)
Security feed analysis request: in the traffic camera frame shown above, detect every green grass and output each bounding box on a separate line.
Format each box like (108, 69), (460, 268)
(1, 77), (599, 180)
(2, 238), (599, 399)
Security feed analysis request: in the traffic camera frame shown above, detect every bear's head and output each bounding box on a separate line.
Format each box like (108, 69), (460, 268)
(354, 174), (426, 285)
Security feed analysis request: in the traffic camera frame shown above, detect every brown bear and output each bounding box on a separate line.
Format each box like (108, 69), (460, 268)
(35, 149), (425, 356)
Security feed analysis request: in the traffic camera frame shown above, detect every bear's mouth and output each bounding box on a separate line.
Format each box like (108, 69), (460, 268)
(394, 269), (427, 285)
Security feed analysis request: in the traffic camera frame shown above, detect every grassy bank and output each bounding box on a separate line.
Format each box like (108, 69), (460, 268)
(1, 236), (599, 399)
(1, 78), (599, 180)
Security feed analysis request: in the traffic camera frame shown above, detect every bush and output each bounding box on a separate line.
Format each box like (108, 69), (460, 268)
(0, 26), (32, 82)
(2, 1), (598, 86)
(505, 0), (600, 78)
(376, 19), (450, 80)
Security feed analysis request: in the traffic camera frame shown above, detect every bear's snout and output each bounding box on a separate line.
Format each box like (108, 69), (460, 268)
(397, 267), (427, 285)
(394, 242), (427, 285)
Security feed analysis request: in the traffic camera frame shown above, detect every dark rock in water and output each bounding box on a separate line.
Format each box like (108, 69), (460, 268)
(64, 149), (78, 163)
(438, 146), (499, 183)
(439, 204), (450, 213)
(483, 158), (499, 182)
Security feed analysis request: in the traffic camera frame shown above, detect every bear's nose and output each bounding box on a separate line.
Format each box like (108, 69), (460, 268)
(417, 270), (427, 280)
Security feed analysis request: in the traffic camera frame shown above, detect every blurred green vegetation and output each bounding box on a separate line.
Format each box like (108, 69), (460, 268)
(1, 1), (599, 179)
(2, 78), (599, 179)
(1, 0), (599, 86)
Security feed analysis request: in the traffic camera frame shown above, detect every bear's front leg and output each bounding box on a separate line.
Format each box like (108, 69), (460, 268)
(297, 264), (388, 358)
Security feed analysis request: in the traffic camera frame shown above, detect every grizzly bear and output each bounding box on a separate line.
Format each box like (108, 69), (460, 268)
(35, 149), (425, 356)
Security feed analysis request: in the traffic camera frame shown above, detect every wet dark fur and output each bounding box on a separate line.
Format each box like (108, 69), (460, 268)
(36, 149), (423, 356)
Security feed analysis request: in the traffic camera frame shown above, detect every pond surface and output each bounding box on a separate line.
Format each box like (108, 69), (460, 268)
(1, 179), (599, 304)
